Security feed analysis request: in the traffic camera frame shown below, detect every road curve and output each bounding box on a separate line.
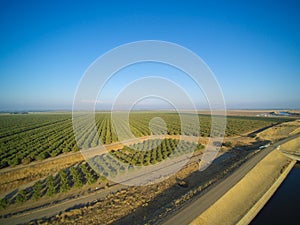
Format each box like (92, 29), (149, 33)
(161, 133), (300, 225)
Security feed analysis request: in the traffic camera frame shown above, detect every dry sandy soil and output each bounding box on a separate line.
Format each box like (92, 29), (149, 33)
(0, 152), (84, 196)
(198, 109), (300, 117)
(190, 149), (293, 225)
(280, 136), (300, 153)
(257, 120), (300, 142)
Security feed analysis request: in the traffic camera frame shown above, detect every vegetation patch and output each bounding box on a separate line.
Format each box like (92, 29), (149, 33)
(0, 113), (291, 168)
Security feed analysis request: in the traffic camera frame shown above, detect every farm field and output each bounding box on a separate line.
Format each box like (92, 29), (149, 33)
(0, 112), (292, 169)
(0, 138), (204, 209)
(0, 112), (297, 224)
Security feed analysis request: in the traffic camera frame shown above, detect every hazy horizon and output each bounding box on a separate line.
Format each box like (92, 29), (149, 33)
(1, 107), (299, 113)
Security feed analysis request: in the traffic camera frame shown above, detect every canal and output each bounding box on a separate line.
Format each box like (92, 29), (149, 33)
(250, 162), (300, 225)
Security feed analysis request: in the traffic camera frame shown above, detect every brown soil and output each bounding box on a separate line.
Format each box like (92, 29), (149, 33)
(280, 136), (300, 153)
(0, 135), (206, 196)
(0, 152), (84, 196)
(198, 110), (300, 117)
(257, 120), (300, 142)
(190, 150), (292, 225)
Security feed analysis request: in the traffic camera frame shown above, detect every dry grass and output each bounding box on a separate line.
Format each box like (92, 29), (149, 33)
(257, 120), (300, 142)
(280, 136), (300, 153)
(190, 150), (292, 225)
(0, 152), (84, 195)
(198, 110), (298, 117)
(32, 149), (254, 225)
(33, 162), (200, 225)
(0, 135), (206, 196)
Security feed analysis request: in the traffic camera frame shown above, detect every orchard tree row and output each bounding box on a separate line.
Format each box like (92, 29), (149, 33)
(90, 138), (204, 178)
(0, 162), (100, 209)
(0, 112), (291, 168)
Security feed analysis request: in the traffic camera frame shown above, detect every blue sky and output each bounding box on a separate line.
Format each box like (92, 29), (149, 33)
(0, 0), (299, 110)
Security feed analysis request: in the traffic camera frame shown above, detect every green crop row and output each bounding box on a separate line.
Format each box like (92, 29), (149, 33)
(0, 112), (292, 168)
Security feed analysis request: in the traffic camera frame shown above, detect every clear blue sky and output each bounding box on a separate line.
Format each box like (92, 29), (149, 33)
(0, 0), (299, 111)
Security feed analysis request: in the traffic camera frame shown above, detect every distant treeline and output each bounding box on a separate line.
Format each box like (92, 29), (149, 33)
(9, 112), (29, 115)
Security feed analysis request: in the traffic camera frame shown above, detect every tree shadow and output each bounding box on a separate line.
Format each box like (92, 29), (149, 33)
(247, 123), (278, 138)
(109, 140), (266, 225)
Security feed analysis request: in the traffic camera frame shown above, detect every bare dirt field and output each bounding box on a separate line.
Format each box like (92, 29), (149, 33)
(197, 109), (300, 117)
(197, 110), (270, 116)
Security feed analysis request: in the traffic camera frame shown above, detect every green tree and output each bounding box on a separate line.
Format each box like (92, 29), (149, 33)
(32, 180), (42, 200)
(46, 175), (56, 196)
(0, 198), (8, 209)
(16, 190), (26, 204)
(223, 141), (233, 148)
(70, 167), (82, 188)
(59, 170), (69, 192)
(80, 164), (95, 185)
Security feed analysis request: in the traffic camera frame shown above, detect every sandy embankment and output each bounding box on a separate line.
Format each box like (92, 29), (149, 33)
(190, 149), (295, 225)
(280, 136), (300, 153)
(257, 120), (300, 142)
